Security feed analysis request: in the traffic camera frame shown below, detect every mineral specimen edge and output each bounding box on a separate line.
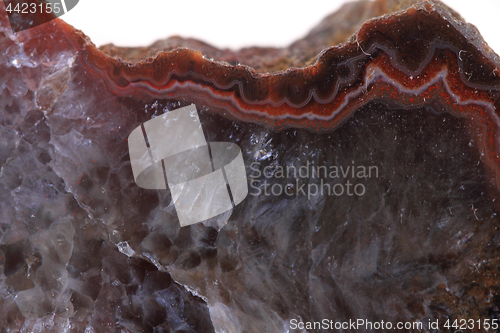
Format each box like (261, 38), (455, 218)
(2, 0), (500, 332)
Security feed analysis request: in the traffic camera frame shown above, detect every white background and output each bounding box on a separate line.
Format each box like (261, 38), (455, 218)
(62, 0), (500, 56)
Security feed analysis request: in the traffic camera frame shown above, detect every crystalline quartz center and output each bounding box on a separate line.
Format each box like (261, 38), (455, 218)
(1, 0), (500, 332)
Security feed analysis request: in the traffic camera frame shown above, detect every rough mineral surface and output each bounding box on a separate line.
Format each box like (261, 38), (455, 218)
(1, 0), (500, 332)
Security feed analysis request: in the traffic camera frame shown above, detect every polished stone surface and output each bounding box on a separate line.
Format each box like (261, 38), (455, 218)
(1, 0), (500, 332)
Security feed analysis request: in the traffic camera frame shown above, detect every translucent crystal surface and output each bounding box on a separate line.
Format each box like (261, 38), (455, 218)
(1, 0), (500, 332)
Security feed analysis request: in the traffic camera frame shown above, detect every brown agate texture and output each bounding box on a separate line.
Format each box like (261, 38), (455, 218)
(1, 0), (500, 332)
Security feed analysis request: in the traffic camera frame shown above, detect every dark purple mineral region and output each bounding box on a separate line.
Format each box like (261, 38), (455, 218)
(1, 0), (500, 332)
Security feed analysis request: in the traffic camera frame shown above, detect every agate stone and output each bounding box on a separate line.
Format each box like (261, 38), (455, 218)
(1, 0), (500, 332)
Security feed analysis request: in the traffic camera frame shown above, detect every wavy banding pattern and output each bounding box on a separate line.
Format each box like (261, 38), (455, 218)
(4, 0), (500, 331)
(62, 1), (500, 195)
